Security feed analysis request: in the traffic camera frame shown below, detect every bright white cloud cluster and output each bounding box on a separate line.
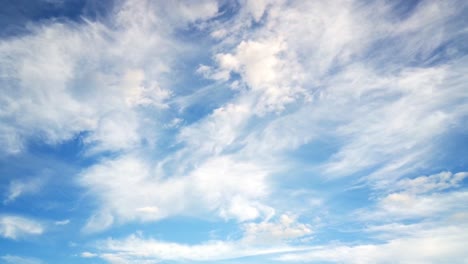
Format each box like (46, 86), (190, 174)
(80, 154), (271, 232)
(201, 38), (306, 113)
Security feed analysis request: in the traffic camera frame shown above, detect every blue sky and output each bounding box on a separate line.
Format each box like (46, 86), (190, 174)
(0, 0), (467, 263)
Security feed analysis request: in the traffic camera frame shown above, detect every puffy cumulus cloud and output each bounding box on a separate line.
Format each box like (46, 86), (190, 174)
(0, 215), (44, 240)
(191, 157), (271, 221)
(202, 38), (307, 113)
(242, 214), (313, 245)
(276, 224), (468, 264)
(86, 214), (312, 263)
(79, 154), (271, 232)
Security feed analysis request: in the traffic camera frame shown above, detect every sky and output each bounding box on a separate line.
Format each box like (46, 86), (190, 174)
(0, 0), (467, 263)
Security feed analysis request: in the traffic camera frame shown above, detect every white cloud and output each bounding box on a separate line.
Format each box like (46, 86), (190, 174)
(196, 0), (468, 183)
(83, 211), (115, 234)
(242, 214), (312, 245)
(90, 214), (312, 263)
(71, 0), (468, 238)
(3, 177), (46, 204)
(0, 215), (44, 240)
(173, 0), (219, 22)
(80, 252), (98, 258)
(2, 2), (467, 264)
(83, 110), (141, 153)
(357, 171), (468, 221)
(276, 224), (468, 264)
(178, 102), (252, 155)
(79, 154), (271, 231)
(209, 38), (307, 113)
(243, 0), (276, 22)
(54, 219), (70, 226)
(0, 0), (185, 155)
(376, 191), (468, 220)
(182, 3), (468, 262)
(1, 255), (44, 264)
(320, 64), (465, 178)
(391, 171), (468, 194)
(122, 0), (219, 26)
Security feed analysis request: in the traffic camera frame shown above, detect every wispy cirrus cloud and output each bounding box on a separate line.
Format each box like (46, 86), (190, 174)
(3, 177), (47, 204)
(0, 0), (217, 156)
(0, 0), (467, 263)
(276, 224), (468, 264)
(85, 213), (312, 263)
(0, 215), (44, 240)
(74, 0), (467, 260)
(357, 171), (468, 221)
(1, 255), (44, 264)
